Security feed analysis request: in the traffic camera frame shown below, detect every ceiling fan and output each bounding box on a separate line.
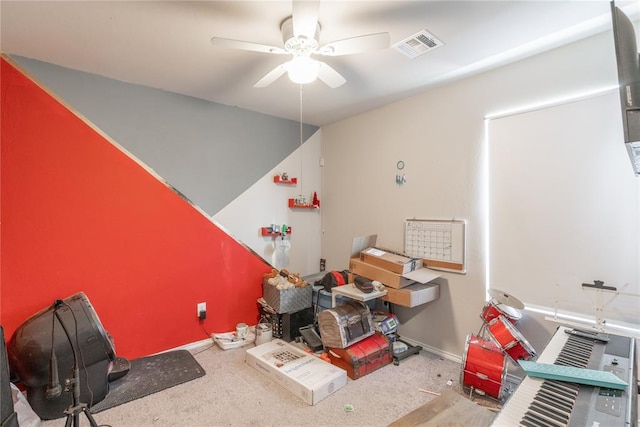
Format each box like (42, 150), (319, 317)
(210, 0), (390, 88)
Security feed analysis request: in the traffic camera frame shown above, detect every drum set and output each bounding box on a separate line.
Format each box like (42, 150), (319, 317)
(461, 289), (537, 400)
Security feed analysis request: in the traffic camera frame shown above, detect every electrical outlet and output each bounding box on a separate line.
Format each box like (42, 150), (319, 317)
(197, 302), (206, 318)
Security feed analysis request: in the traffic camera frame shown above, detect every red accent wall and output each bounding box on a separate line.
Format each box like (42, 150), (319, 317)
(0, 57), (271, 359)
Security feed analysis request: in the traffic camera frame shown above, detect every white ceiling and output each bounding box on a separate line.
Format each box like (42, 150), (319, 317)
(0, 1), (634, 126)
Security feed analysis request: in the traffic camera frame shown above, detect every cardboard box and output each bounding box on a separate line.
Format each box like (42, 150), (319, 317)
(262, 280), (312, 313)
(245, 339), (347, 405)
(349, 258), (414, 289)
(360, 247), (422, 274)
(382, 282), (440, 308)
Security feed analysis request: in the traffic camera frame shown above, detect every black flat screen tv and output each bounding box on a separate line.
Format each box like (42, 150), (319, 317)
(611, 1), (640, 176)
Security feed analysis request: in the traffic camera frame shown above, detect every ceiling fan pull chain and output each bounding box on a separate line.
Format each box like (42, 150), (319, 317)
(299, 84), (304, 196)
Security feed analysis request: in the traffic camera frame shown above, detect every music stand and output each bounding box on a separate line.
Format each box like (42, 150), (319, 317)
(51, 301), (99, 427)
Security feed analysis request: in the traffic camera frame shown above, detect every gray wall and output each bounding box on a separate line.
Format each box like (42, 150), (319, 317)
(11, 55), (318, 216)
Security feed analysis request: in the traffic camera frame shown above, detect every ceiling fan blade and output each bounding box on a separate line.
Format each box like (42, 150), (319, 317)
(317, 62), (346, 88)
(317, 32), (390, 56)
(292, 0), (320, 39)
(254, 63), (288, 88)
(210, 37), (286, 55)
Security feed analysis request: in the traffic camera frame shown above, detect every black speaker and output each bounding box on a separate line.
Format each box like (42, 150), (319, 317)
(1, 326), (18, 427)
(8, 293), (115, 420)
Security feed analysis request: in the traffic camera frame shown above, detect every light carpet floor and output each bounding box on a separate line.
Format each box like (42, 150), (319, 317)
(41, 340), (504, 427)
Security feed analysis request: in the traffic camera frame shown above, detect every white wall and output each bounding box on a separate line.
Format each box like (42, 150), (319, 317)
(214, 130), (322, 277)
(321, 29), (629, 359)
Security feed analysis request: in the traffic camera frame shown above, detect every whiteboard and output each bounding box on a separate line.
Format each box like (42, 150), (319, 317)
(404, 219), (466, 274)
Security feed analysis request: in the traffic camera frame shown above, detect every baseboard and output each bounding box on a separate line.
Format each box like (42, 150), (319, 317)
(175, 334), (465, 363)
(160, 325), (263, 354)
(156, 337), (214, 355)
(398, 336), (462, 364)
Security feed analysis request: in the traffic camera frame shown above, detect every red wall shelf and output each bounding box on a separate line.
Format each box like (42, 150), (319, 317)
(273, 176), (297, 184)
(288, 198), (319, 209)
(261, 227), (292, 237)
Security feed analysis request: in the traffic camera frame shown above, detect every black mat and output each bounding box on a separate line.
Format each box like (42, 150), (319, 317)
(91, 350), (205, 413)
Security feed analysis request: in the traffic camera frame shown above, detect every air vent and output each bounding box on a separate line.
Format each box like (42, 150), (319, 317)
(392, 30), (444, 59)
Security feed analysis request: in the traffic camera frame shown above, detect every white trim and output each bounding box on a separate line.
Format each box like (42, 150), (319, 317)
(425, 10), (613, 92)
(399, 336), (462, 364)
(483, 118), (491, 301)
(165, 334), (467, 366)
(485, 85), (617, 121)
(524, 304), (640, 339)
(153, 337), (215, 355)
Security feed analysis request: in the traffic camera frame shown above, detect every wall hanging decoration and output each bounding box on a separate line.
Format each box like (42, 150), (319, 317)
(396, 160), (406, 185)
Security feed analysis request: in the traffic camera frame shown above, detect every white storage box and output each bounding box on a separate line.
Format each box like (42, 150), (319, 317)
(245, 339), (347, 405)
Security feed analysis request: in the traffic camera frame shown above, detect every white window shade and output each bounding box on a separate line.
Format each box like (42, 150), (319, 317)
(488, 91), (640, 329)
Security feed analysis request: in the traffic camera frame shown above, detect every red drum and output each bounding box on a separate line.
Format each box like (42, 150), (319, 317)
(480, 299), (522, 325)
(461, 333), (507, 399)
(486, 316), (536, 363)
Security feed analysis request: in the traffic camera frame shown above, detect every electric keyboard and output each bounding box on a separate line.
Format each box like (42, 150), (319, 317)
(491, 326), (637, 426)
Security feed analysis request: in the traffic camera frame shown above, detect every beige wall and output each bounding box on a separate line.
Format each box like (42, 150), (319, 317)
(321, 31), (619, 359)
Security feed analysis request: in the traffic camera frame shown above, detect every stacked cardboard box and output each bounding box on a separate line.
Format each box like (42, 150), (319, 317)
(349, 247), (440, 308)
(349, 258), (413, 289)
(359, 247), (422, 274)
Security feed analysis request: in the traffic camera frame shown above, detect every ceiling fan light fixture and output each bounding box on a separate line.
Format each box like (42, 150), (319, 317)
(287, 56), (320, 84)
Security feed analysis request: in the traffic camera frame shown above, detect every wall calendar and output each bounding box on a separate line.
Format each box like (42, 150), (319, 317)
(404, 219), (466, 274)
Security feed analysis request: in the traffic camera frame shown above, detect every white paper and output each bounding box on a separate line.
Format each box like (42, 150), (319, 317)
(365, 247), (386, 257)
(402, 268), (440, 284)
